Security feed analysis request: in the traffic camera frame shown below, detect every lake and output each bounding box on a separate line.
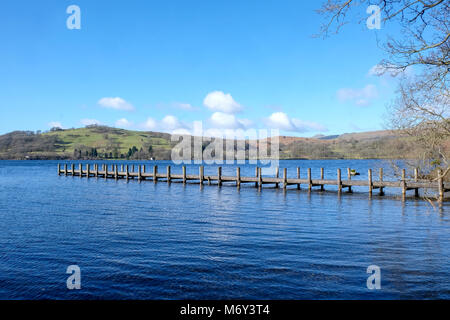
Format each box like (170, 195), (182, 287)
(0, 160), (448, 299)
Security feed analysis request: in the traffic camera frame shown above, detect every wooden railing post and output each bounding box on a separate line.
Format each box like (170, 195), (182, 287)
(368, 169), (372, 196)
(236, 167), (241, 187)
(308, 168), (312, 191)
(337, 169), (342, 193)
(283, 168), (287, 189)
(71, 164), (75, 176)
(64, 164), (68, 176)
(401, 169), (406, 199)
(199, 166), (204, 184)
(379, 168), (384, 196)
(414, 168), (419, 197)
(438, 169), (444, 202)
(167, 165), (171, 183)
(86, 164), (90, 178)
(297, 167), (300, 190)
(95, 164), (98, 177)
(183, 166), (187, 184)
(275, 167), (279, 188)
(79, 163), (83, 177)
(258, 167), (262, 189)
(57, 163), (61, 175)
(320, 167), (324, 191)
(115, 164), (118, 180)
(153, 165), (158, 183)
(126, 165), (129, 180)
(255, 167), (258, 188)
(138, 165), (142, 181)
(347, 168), (352, 193)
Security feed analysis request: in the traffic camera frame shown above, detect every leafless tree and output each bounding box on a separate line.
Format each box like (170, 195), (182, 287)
(318, 0), (449, 187)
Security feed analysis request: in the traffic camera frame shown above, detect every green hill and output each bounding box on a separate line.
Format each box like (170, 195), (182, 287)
(0, 126), (173, 160)
(0, 125), (417, 160)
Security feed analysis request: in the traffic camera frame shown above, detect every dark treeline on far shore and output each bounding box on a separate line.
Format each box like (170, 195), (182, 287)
(0, 125), (437, 161)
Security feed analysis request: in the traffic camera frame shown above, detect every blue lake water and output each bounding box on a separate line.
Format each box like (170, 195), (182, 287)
(0, 160), (449, 299)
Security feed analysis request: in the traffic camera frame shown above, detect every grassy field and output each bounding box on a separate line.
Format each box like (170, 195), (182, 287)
(44, 126), (172, 155)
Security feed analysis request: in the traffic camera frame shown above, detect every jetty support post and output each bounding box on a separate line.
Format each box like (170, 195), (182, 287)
(258, 167), (262, 189)
(86, 164), (90, 178)
(320, 168), (324, 191)
(401, 169), (406, 199)
(183, 166), (187, 184)
(414, 168), (419, 197)
(255, 167), (258, 188)
(379, 168), (385, 196)
(138, 165), (142, 181)
(236, 167), (241, 188)
(71, 164), (74, 176)
(368, 169), (372, 196)
(347, 168), (352, 193)
(121, 165), (124, 172)
(64, 164), (68, 176)
(95, 164), (98, 178)
(297, 167), (300, 190)
(199, 166), (204, 185)
(337, 169), (342, 193)
(58, 164), (61, 175)
(126, 165), (129, 180)
(217, 167), (222, 186)
(79, 164), (83, 177)
(308, 168), (312, 191)
(167, 165), (171, 183)
(153, 165), (158, 183)
(114, 165), (118, 180)
(275, 167), (279, 188)
(438, 169), (444, 202)
(283, 168), (287, 189)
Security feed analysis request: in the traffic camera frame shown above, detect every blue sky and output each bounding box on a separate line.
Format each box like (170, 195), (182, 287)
(0, 0), (401, 136)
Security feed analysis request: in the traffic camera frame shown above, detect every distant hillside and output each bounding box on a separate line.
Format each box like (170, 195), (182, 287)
(0, 126), (173, 160)
(0, 125), (416, 160)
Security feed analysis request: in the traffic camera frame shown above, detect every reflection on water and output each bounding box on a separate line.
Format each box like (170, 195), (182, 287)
(0, 160), (448, 299)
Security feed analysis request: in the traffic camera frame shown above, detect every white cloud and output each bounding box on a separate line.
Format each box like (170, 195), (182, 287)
(115, 118), (133, 128)
(98, 97), (135, 111)
(209, 112), (252, 129)
(161, 115), (185, 131)
(48, 121), (64, 129)
(265, 112), (327, 133)
(337, 84), (378, 106)
(203, 91), (242, 114)
(80, 118), (101, 126)
(142, 117), (157, 131)
(139, 115), (187, 133)
(266, 112), (293, 131)
(210, 112), (240, 129)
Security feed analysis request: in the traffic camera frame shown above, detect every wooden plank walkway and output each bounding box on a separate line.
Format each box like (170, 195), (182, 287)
(57, 164), (450, 202)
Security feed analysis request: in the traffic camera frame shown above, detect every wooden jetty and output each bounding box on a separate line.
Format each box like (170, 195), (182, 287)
(57, 164), (450, 202)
